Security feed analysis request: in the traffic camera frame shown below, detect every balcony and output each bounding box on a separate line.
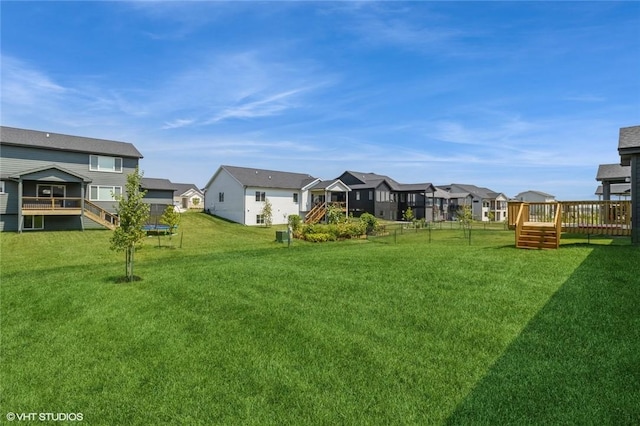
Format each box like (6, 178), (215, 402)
(22, 197), (83, 215)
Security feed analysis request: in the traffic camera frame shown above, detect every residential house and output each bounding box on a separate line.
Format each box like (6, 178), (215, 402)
(617, 125), (640, 244)
(514, 190), (557, 203)
(337, 171), (435, 221)
(432, 187), (473, 221)
(0, 126), (142, 232)
(172, 183), (203, 210)
(141, 177), (176, 222)
(440, 184), (509, 222)
(595, 163), (630, 201)
(203, 165), (350, 226)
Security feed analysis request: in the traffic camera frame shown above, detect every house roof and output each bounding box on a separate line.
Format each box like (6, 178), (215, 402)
(595, 164), (630, 182)
(447, 183), (504, 200)
(172, 182), (202, 197)
(0, 126), (143, 158)
(307, 179), (351, 192)
(141, 178), (176, 192)
(8, 165), (92, 183)
(618, 125), (640, 166)
(217, 165), (317, 190)
(595, 184), (631, 196)
(341, 171), (434, 192)
(514, 190), (556, 198)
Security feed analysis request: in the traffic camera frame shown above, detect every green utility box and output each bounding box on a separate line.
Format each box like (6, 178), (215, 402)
(275, 230), (290, 243)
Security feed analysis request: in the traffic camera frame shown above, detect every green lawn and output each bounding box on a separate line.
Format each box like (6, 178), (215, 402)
(1, 212), (638, 424)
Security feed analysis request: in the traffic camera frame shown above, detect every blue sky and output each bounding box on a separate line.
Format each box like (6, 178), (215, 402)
(2, 1), (639, 199)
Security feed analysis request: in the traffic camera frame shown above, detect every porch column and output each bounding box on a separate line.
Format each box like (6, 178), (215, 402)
(80, 184), (85, 231)
(345, 189), (349, 218)
(17, 178), (23, 233)
(603, 182), (611, 201)
(632, 156), (639, 245)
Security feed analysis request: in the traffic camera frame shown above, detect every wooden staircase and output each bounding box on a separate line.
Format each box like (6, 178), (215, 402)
(517, 222), (559, 249)
(514, 203), (562, 249)
(84, 200), (119, 230)
(305, 202), (327, 224)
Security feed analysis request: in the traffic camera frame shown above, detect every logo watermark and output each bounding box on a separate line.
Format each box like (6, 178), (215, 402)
(6, 412), (83, 422)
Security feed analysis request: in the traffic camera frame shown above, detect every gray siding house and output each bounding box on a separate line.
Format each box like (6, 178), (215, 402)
(618, 125), (640, 244)
(141, 177), (176, 223)
(0, 126), (142, 232)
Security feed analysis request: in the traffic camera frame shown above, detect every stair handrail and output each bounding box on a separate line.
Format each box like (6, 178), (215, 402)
(554, 202), (562, 248)
(84, 200), (119, 227)
(515, 202), (526, 247)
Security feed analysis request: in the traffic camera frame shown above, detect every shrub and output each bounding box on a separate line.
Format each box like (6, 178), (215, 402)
(305, 232), (333, 243)
(360, 213), (379, 235)
(288, 214), (302, 233)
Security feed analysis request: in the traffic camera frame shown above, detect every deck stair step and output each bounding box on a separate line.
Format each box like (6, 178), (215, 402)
(517, 222), (558, 249)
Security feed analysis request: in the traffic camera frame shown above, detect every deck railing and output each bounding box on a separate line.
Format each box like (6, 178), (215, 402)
(508, 201), (632, 236)
(22, 197), (82, 210)
(560, 201), (631, 236)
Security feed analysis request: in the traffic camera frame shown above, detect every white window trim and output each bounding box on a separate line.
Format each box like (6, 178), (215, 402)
(89, 155), (123, 173)
(89, 185), (122, 201)
(23, 215), (44, 230)
(0, 181), (5, 194)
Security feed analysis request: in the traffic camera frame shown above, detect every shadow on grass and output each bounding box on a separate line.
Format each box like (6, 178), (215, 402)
(446, 243), (640, 425)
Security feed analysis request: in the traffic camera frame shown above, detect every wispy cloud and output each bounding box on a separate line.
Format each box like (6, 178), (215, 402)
(205, 88), (309, 124)
(1, 55), (67, 106)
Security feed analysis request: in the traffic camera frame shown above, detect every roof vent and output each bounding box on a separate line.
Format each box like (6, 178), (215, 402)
(46, 133), (50, 138)
(268, 176), (271, 179)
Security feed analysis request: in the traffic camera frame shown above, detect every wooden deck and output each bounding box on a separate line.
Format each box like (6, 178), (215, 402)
(21, 197), (118, 229)
(509, 201), (632, 249)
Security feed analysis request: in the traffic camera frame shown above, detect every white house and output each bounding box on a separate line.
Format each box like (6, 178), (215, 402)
(203, 165), (350, 226)
(514, 190), (556, 203)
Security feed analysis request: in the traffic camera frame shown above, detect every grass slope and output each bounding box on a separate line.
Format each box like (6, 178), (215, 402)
(1, 213), (638, 424)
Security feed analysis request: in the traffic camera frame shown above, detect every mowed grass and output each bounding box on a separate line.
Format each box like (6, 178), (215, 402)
(1, 212), (638, 424)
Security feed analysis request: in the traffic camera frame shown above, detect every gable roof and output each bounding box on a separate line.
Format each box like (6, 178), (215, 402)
(447, 183), (503, 199)
(515, 190), (556, 198)
(172, 182), (203, 197)
(618, 125), (640, 166)
(9, 165), (92, 183)
(0, 126), (143, 158)
(340, 171), (434, 192)
(596, 164), (630, 182)
(141, 178), (176, 192)
(307, 179), (351, 192)
(215, 165), (317, 190)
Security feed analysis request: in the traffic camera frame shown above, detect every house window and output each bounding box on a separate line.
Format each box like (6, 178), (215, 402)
(355, 191), (360, 201)
(89, 185), (122, 201)
(369, 191), (373, 201)
(218, 192), (224, 202)
(255, 191), (266, 202)
(293, 193), (298, 203)
(256, 214), (265, 225)
(0, 181), (5, 193)
(37, 184), (66, 198)
(23, 215), (44, 230)
(89, 155), (123, 173)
